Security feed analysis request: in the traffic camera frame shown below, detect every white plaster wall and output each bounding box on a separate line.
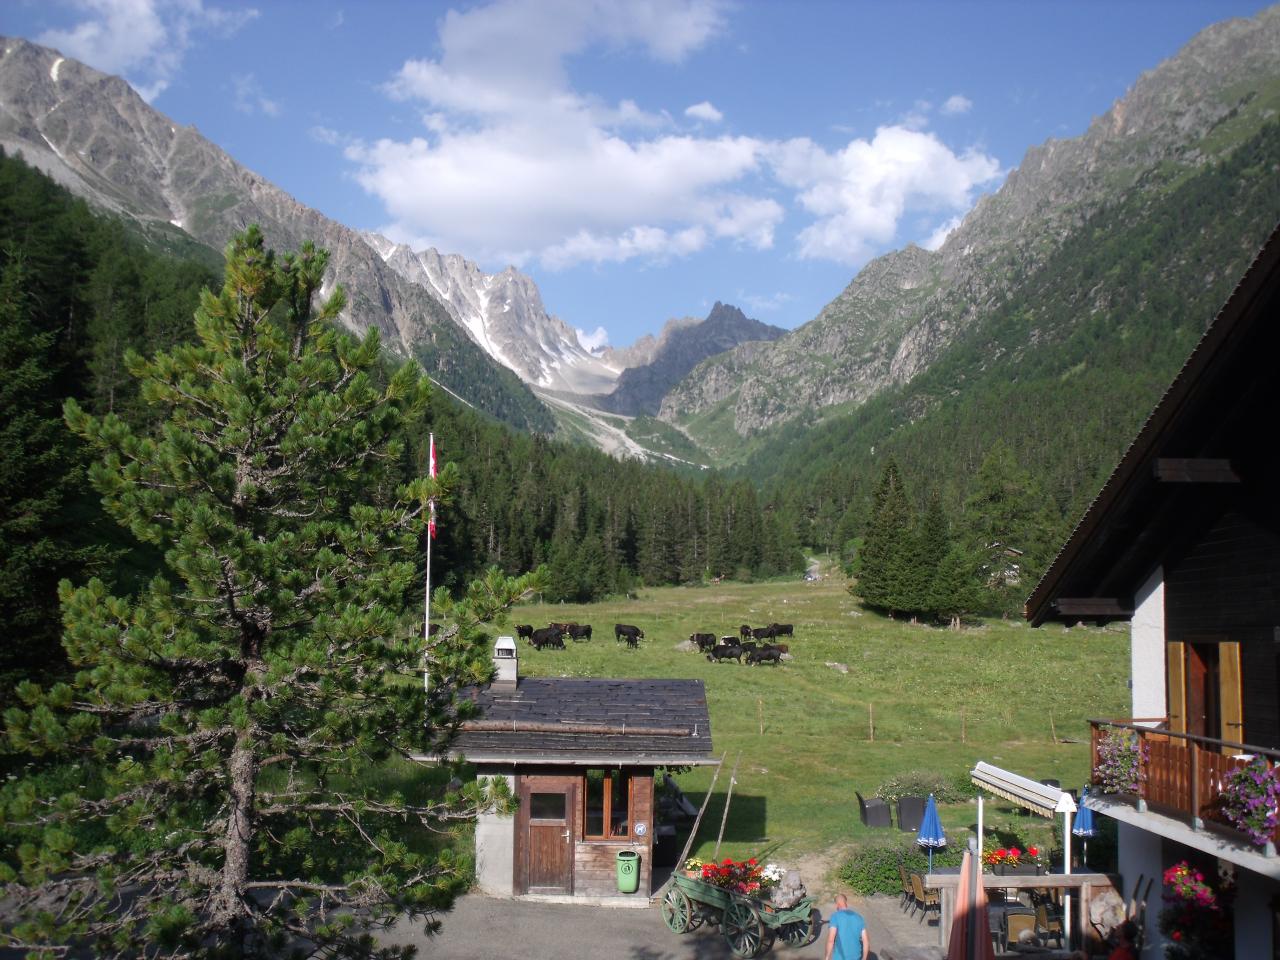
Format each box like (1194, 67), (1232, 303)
(1234, 868), (1277, 959)
(475, 772), (515, 897)
(1130, 566), (1166, 721)
(1116, 823), (1164, 958)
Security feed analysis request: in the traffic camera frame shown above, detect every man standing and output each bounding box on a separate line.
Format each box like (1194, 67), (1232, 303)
(824, 893), (870, 960)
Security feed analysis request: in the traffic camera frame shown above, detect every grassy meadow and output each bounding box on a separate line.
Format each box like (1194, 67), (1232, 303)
(504, 561), (1130, 874)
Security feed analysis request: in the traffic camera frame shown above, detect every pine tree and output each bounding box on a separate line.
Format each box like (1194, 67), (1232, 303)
(929, 543), (985, 629)
(1, 230), (541, 958)
(904, 492), (950, 619)
(854, 459), (914, 615)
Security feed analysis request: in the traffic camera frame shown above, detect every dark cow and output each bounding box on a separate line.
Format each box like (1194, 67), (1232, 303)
(530, 627), (565, 650)
(689, 632), (716, 652)
(767, 642), (790, 655)
(516, 624), (534, 642)
(750, 625), (777, 641)
(769, 623), (794, 637)
(739, 624), (753, 640)
(747, 647), (783, 666)
(706, 642), (744, 664)
(549, 621), (576, 635)
(615, 624), (644, 648)
(567, 623), (593, 641)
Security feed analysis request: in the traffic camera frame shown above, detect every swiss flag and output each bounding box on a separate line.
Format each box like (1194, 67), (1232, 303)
(428, 435), (438, 539)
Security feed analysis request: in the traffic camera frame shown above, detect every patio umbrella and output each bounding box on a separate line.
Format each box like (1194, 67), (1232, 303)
(946, 848), (996, 960)
(1072, 786), (1097, 868)
(917, 793), (947, 873)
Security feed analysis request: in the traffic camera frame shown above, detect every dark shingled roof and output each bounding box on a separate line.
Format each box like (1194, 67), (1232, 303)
(446, 677), (714, 765)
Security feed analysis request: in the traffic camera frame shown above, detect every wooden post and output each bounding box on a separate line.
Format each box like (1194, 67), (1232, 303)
(655, 753), (726, 900)
(961, 708), (966, 744)
(1050, 712), (1059, 745)
(869, 702), (875, 742)
(713, 753), (742, 862)
(758, 698), (764, 737)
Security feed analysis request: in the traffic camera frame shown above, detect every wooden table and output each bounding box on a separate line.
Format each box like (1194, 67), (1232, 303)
(925, 871), (1117, 950)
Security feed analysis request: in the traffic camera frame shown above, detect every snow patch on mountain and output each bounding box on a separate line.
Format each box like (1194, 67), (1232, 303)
(366, 233), (621, 395)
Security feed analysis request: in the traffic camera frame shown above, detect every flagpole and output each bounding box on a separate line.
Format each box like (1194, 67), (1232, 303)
(424, 432), (435, 693)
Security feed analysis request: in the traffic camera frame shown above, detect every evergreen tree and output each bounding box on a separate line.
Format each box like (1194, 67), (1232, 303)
(854, 459), (914, 615)
(902, 492), (950, 618)
(1, 230), (541, 958)
(929, 543), (986, 629)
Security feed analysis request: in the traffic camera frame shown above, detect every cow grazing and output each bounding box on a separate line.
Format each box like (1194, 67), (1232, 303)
(690, 632), (716, 652)
(530, 627), (565, 650)
(707, 642), (744, 664)
(516, 624), (534, 642)
(770, 623), (794, 637)
(750, 624), (777, 641)
(614, 624), (644, 648)
(747, 647), (783, 666)
(567, 623), (593, 641)
(767, 642), (790, 655)
(549, 621), (576, 635)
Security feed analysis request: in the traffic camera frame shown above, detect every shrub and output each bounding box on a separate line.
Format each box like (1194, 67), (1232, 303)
(876, 769), (972, 803)
(837, 837), (965, 895)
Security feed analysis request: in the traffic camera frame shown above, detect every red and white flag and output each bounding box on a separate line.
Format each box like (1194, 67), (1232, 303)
(427, 435), (437, 539)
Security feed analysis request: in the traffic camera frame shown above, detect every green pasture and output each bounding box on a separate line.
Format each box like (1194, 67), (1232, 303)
(506, 562), (1129, 873)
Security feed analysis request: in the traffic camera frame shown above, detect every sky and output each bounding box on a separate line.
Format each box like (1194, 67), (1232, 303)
(3, 0), (1276, 351)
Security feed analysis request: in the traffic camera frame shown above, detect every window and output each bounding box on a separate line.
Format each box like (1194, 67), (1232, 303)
(582, 769), (631, 840)
(529, 792), (567, 821)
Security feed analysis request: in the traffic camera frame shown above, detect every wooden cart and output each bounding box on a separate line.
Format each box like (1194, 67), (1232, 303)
(660, 873), (819, 958)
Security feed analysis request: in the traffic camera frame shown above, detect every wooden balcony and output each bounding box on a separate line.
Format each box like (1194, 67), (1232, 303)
(1089, 719), (1280, 853)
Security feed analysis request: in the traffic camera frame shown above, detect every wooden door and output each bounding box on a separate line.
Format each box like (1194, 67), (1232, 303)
(1168, 641), (1187, 736)
(517, 775), (575, 895)
(1219, 641), (1244, 752)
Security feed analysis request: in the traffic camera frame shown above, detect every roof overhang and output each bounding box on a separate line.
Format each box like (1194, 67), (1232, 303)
(971, 761), (1077, 818)
(420, 751), (719, 767)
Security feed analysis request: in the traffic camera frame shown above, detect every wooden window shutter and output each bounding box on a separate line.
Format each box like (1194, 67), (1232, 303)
(1219, 641), (1244, 753)
(1167, 641), (1186, 736)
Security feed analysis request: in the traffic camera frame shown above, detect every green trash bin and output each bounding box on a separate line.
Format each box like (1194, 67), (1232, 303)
(616, 849), (640, 893)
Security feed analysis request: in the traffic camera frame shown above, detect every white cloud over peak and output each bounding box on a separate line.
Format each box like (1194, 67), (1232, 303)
(685, 100), (723, 123)
(941, 93), (973, 115)
(923, 215), (963, 251)
(575, 325), (611, 352)
(769, 125), (1001, 264)
(37, 0), (258, 102)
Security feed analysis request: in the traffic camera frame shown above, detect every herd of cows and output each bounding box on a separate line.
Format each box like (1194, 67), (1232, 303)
(513, 620), (794, 666)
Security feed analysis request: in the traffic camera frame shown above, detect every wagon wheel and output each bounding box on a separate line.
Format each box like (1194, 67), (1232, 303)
(777, 908), (821, 948)
(661, 886), (694, 934)
(722, 897), (765, 958)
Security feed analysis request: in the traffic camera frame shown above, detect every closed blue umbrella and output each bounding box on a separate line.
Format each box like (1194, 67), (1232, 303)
(917, 793), (947, 872)
(1073, 786), (1097, 868)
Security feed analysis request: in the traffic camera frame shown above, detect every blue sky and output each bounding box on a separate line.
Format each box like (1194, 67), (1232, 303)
(4, 0), (1275, 350)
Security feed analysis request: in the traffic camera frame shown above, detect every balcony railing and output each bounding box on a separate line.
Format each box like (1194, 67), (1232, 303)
(1089, 718), (1280, 851)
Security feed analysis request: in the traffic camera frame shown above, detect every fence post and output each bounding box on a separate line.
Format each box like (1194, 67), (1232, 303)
(1190, 744), (1202, 830)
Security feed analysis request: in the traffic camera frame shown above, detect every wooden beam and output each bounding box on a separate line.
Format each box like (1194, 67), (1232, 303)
(1054, 598), (1133, 618)
(1153, 458), (1240, 483)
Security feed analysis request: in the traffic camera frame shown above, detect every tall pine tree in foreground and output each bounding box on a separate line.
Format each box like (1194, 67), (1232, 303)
(854, 458), (914, 615)
(1, 229), (539, 958)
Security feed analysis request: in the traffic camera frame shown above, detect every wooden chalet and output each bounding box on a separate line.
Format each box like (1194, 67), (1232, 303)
(1026, 223), (1280, 957)
(447, 637), (714, 901)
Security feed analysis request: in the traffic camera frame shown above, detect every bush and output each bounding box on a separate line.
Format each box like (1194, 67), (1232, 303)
(876, 769), (973, 804)
(837, 837), (966, 895)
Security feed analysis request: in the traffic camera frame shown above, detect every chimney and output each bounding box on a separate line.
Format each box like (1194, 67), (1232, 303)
(492, 636), (518, 692)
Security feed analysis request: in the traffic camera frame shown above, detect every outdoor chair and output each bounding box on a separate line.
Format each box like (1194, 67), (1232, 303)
(896, 798), (926, 834)
(856, 790), (891, 828)
(897, 862), (916, 912)
(909, 873), (940, 924)
(1035, 903), (1064, 948)
(1006, 912), (1037, 948)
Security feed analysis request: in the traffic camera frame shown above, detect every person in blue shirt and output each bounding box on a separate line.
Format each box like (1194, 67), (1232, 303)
(824, 893), (869, 960)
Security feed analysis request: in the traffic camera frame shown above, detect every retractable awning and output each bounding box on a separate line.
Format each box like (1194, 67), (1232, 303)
(970, 761), (1077, 817)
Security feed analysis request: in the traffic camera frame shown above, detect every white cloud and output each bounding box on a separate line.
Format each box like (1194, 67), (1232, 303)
(685, 100), (723, 123)
(351, 0), (779, 270)
(736, 290), (793, 314)
(309, 125), (344, 146)
(37, 0), (258, 102)
(576, 325), (610, 351)
(941, 93), (973, 116)
(923, 215), (963, 251)
(769, 125), (1001, 264)
(232, 73), (280, 117)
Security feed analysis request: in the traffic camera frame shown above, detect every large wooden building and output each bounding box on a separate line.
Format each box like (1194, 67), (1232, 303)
(1027, 224), (1280, 957)
(446, 637), (715, 900)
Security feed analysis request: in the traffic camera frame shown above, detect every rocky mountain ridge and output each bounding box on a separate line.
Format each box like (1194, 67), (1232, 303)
(0, 35), (552, 432)
(660, 6), (1280, 442)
